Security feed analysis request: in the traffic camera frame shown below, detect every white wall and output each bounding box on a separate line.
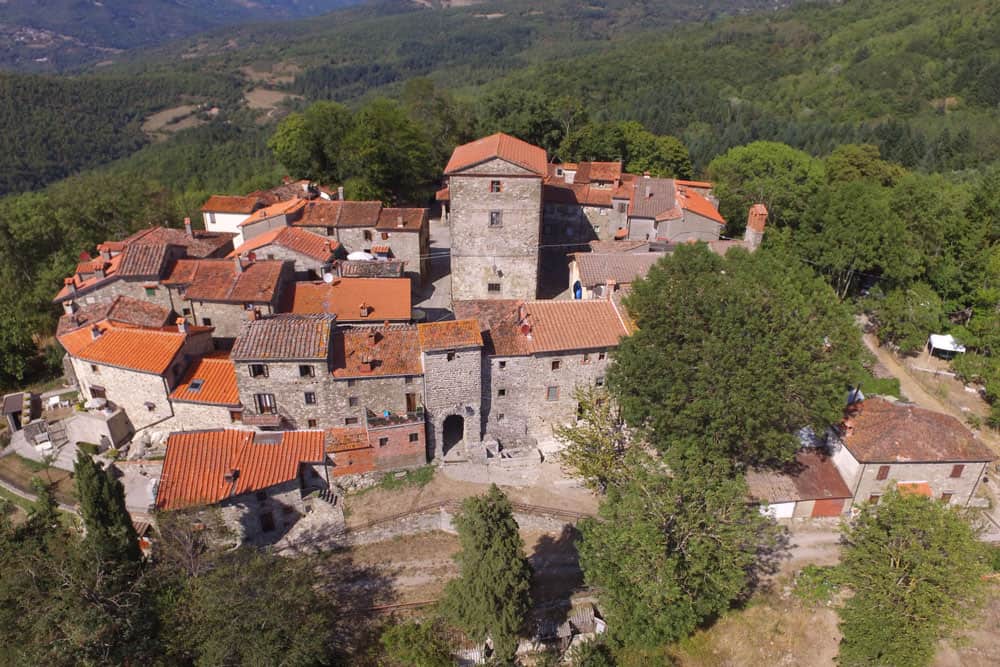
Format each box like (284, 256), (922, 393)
(203, 212), (248, 236)
(759, 502), (795, 519)
(831, 438), (861, 490)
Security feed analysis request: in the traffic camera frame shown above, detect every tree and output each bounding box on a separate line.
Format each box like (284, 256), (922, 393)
(555, 386), (630, 493)
(74, 450), (140, 564)
(268, 102), (352, 184)
(380, 620), (454, 667)
(838, 488), (991, 667)
(558, 120), (693, 179)
(706, 141), (825, 233)
(441, 484), (532, 664)
(609, 244), (862, 464)
(578, 451), (780, 650)
(567, 639), (616, 666)
(870, 283), (944, 354)
(824, 144), (905, 187)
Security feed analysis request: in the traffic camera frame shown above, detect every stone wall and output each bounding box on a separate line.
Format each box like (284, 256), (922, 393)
(542, 203), (628, 244)
(376, 229), (426, 284)
(182, 299), (276, 340)
(166, 400), (241, 432)
(422, 347), (482, 459)
(219, 477), (318, 546)
(68, 277), (175, 311)
(657, 212), (723, 243)
(72, 358), (174, 431)
(246, 244), (327, 281)
(485, 349), (612, 444)
(850, 459), (988, 508)
(450, 160), (542, 300)
(370, 419), (427, 470)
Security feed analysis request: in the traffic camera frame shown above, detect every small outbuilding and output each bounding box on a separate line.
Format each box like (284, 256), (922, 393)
(747, 449), (853, 519)
(927, 333), (966, 359)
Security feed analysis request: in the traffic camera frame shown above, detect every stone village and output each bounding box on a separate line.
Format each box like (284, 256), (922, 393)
(5, 133), (993, 543)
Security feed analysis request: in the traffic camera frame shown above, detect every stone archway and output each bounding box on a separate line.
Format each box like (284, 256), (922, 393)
(442, 414), (464, 457)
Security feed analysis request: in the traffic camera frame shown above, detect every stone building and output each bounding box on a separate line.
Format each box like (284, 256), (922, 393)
(444, 133), (547, 301)
(417, 320), (484, 460)
(233, 199), (307, 246)
(542, 161), (630, 244)
(454, 299), (631, 448)
(326, 416), (427, 477)
(568, 252), (666, 300)
(155, 429), (327, 544)
(162, 257), (293, 342)
(747, 449), (854, 518)
(830, 398), (996, 507)
(201, 195), (266, 236)
(168, 352), (244, 430)
(624, 176), (725, 243)
(229, 226), (342, 280)
(58, 318), (215, 431)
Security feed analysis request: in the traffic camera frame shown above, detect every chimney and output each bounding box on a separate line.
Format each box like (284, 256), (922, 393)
(323, 240), (332, 255)
(397, 214), (405, 228)
(233, 255), (243, 274)
(247, 308), (260, 322)
(517, 304), (532, 338)
(98, 246), (111, 262)
(604, 279), (617, 299)
(643, 171), (651, 179)
(176, 317), (188, 334)
(283, 175), (292, 185)
(90, 325), (102, 340)
(360, 302), (371, 318)
(744, 204), (768, 252)
(337, 186), (345, 201)
(184, 217), (193, 237)
(64, 277), (76, 296)
(62, 300), (77, 315)
(94, 264), (106, 279)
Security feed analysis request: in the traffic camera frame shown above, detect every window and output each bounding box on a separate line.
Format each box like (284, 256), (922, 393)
(498, 360), (506, 369)
(596, 377), (605, 387)
(409, 433), (419, 443)
(446, 351), (456, 361)
(404, 376), (413, 385)
(617, 202), (627, 213)
(345, 417), (359, 425)
(876, 465), (890, 481)
(307, 419), (318, 428)
(950, 464), (965, 478)
(363, 230), (373, 241)
(259, 512), (275, 533)
(941, 492), (954, 503)
(249, 364), (268, 378)
(144, 286), (156, 297)
(90, 386), (106, 399)
(202, 318), (212, 326)
(489, 211), (502, 228)
(546, 386), (559, 401)
(487, 283), (501, 293)
(299, 364), (314, 378)
(255, 394), (277, 414)
(189, 379), (205, 392)
(381, 232), (389, 240)
(209, 212), (216, 225)
(490, 180), (502, 193)
(497, 413), (505, 421)
(868, 494), (881, 505)
(347, 379), (356, 387)
(551, 360), (561, 371)
(497, 388), (506, 397)
(182, 307), (191, 316)
(326, 226), (335, 236)
(582, 353), (591, 364)
(349, 396), (359, 407)
(598, 352), (606, 361)
(304, 392), (316, 405)
(90, 364), (100, 374)
(229, 410), (242, 423)
(379, 437), (389, 448)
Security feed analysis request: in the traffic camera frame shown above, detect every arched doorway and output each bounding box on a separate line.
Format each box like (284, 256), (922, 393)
(573, 280), (582, 300)
(442, 414), (464, 457)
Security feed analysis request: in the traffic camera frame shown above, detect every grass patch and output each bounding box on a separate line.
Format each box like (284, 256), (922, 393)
(15, 455), (50, 473)
(0, 455), (76, 506)
(858, 367), (901, 398)
(353, 466), (436, 496)
(0, 484), (35, 514)
(794, 564), (843, 604)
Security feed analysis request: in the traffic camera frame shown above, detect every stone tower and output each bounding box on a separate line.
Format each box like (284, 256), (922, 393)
(744, 203), (768, 251)
(444, 133), (547, 300)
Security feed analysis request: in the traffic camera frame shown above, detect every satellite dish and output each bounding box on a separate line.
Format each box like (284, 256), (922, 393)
(322, 272), (334, 284)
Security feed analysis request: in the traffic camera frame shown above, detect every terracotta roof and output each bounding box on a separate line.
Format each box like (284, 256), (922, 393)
(841, 398), (996, 463)
(231, 315), (334, 361)
(337, 260), (405, 278)
(444, 133), (547, 176)
(250, 179), (336, 203)
(747, 203), (769, 232)
(572, 252), (666, 288)
(543, 183), (613, 208)
(291, 200), (383, 229)
(676, 185), (725, 225)
(417, 320), (483, 352)
(435, 187), (450, 202)
(53, 254), (123, 302)
(283, 278), (411, 322)
(229, 227), (338, 263)
(237, 199), (306, 227)
(57, 296), (171, 337)
(200, 195), (263, 214)
(117, 243), (175, 278)
(454, 299), (630, 357)
(332, 325), (422, 378)
(377, 207), (427, 232)
(58, 323), (197, 375)
(325, 427), (370, 453)
(674, 179), (714, 190)
(746, 449), (853, 504)
(370, 244), (391, 255)
(164, 259), (287, 304)
(574, 161), (622, 184)
(156, 429), (325, 511)
(124, 226), (236, 258)
(169, 352), (240, 407)
(629, 177), (680, 220)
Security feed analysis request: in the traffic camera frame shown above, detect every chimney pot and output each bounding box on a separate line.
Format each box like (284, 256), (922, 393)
(62, 300), (77, 315)
(99, 247), (111, 262)
(184, 217), (193, 237)
(397, 214), (404, 228)
(360, 302), (370, 318)
(176, 317), (188, 333)
(337, 186), (345, 201)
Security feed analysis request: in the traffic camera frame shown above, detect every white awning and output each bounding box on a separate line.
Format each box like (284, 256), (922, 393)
(928, 334), (965, 354)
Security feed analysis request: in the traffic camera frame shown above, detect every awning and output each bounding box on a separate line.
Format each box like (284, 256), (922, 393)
(928, 334), (965, 354)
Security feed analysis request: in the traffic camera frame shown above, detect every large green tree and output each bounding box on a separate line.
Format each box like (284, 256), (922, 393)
(578, 451), (780, 650)
(610, 243), (863, 464)
(838, 489), (991, 667)
(555, 386), (631, 494)
(441, 484), (532, 664)
(74, 450), (141, 564)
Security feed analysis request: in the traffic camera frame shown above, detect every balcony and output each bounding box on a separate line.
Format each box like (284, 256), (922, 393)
(366, 406), (424, 428)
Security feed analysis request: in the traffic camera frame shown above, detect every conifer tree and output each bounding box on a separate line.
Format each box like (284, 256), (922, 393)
(74, 450), (140, 564)
(442, 484), (532, 664)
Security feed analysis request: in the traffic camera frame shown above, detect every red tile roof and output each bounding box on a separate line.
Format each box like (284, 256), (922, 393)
(283, 278), (411, 322)
(454, 299), (630, 357)
(231, 314), (334, 361)
(123, 226), (236, 258)
(53, 254), (123, 302)
(674, 179), (714, 190)
(572, 252), (666, 288)
(169, 352), (240, 407)
(156, 429), (325, 511)
(676, 185), (726, 225)
(325, 427), (370, 453)
(543, 183), (614, 208)
(57, 296), (171, 337)
(417, 319), (483, 352)
(116, 243), (176, 278)
(229, 227), (338, 263)
(842, 398), (996, 463)
(376, 207), (427, 232)
(747, 203), (769, 232)
(746, 449), (853, 504)
(164, 258), (287, 304)
(58, 322), (201, 375)
(237, 199), (306, 227)
(201, 195), (263, 214)
(332, 325), (422, 378)
(444, 133), (548, 177)
(291, 200), (383, 229)
(574, 161), (622, 184)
